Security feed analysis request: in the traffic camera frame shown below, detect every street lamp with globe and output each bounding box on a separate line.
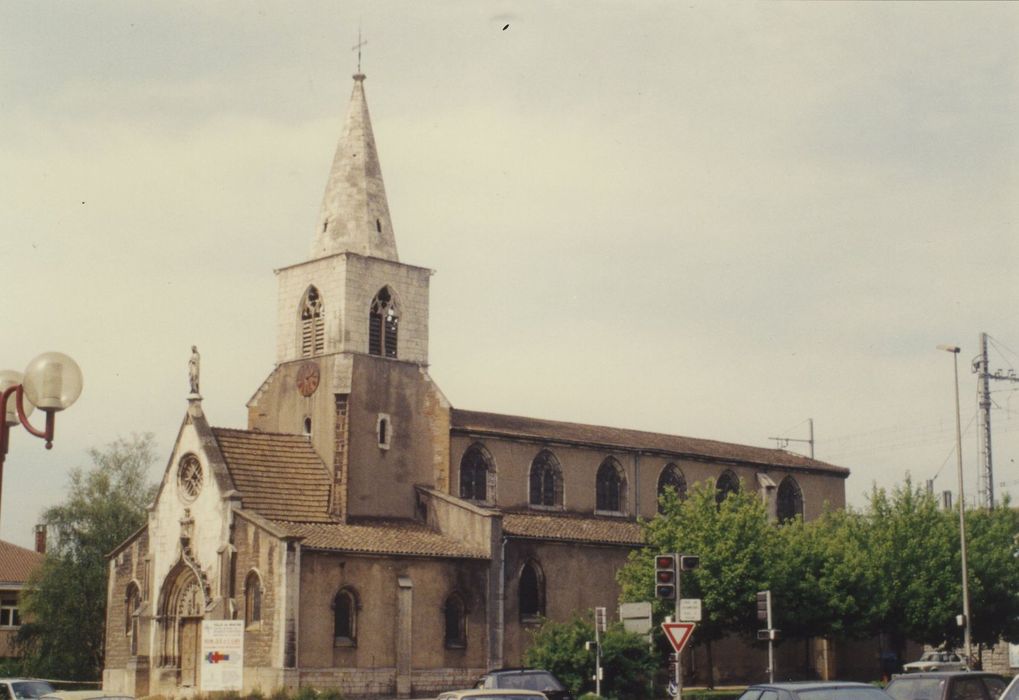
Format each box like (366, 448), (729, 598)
(0, 352), (84, 527)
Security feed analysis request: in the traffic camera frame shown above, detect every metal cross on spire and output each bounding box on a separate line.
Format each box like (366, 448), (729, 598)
(352, 29), (367, 74)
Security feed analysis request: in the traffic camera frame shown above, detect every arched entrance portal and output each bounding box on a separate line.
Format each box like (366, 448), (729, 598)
(159, 567), (206, 687)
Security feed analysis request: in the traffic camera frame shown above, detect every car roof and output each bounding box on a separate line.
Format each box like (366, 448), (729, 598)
(890, 672), (1003, 679)
(440, 691), (548, 698)
(0, 681), (53, 684)
(748, 682), (878, 691)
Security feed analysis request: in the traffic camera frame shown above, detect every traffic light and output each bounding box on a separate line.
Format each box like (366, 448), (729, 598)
(679, 555), (700, 571)
(756, 590), (771, 623)
(655, 554), (677, 599)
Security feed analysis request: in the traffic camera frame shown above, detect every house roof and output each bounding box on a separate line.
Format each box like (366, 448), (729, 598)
(276, 519), (489, 559)
(451, 409), (849, 476)
(212, 428), (335, 523)
(0, 540), (44, 585)
(501, 511), (643, 546)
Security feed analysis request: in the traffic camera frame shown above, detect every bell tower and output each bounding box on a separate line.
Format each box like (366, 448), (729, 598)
(247, 71), (449, 522)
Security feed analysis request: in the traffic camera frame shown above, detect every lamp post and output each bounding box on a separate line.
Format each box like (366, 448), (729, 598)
(0, 352), (83, 528)
(937, 344), (973, 663)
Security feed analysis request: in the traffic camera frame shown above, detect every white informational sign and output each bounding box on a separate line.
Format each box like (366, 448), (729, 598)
(1010, 643), (1019, 668)
(619, 601), (653, 635)
(201, 619), (245, 691)
(679, 598), (702, 622)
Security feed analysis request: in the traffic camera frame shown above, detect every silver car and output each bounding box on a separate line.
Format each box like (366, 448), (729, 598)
(902, 652), (968, 673)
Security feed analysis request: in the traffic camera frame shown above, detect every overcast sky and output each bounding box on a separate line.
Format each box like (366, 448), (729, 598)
(1, 2), (1017, 548)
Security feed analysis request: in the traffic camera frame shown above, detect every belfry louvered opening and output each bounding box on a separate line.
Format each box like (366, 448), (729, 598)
(300, 286), (325, 357)
(369, 286), (399, 358)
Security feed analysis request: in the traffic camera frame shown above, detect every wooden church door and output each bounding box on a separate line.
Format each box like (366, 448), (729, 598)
(179, 617), (202, 687)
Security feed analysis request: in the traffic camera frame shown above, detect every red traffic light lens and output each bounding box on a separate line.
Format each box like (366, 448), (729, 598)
(655, 556), (674, 569)
(656, 571), (675, 583)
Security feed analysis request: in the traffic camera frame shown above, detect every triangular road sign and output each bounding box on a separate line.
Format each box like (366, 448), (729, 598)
(662, 622), (696, 653)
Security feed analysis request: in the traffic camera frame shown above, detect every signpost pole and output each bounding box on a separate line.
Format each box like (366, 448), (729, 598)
(767, 593), (774, 683)
(675, 553), (682, 700)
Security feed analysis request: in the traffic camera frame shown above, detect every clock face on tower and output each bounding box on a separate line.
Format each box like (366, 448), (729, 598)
(296, 361), (321, 397)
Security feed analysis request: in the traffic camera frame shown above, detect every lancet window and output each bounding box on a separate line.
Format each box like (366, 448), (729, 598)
(777, 476), (804, 523)
(529, 450), (563, 508)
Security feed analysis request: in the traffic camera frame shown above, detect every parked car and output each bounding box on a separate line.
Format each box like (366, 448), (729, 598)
(885, 672), (1007, 700)
(40, 692), (133, 700)
(999, 675), (1019, 700)
(903, 652), (969, 673)
(0, 679), (55, 700)
(737, 681), (895, 700)
(438, 690), (548, 700)
(475, 669), (573, 700)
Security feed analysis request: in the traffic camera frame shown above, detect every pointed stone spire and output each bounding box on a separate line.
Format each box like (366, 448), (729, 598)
(311, 73), (399, 261)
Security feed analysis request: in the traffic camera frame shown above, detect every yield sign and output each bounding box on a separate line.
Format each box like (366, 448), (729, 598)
(662, 622), (696, 653)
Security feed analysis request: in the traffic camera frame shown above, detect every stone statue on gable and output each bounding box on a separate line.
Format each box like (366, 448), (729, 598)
(188, 346), (201, 397)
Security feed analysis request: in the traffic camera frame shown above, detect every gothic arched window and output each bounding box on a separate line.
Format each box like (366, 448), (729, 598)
(529, 450), (563, 507)
(596, 457), (625, 513)
(519, 561), (545, 622)
(368, 287), (399, 358)
(333, 588), (358, 644)
(244, 570), (262, 626)
(716, 470), (740, 505)
(657, 463), (687, 513)
(777, 476), (804, 523)
(459, 445), (492, 502)
(125, 582), (140, 656)
(443, 592), (467, 648)
(300, 286), (325, 357)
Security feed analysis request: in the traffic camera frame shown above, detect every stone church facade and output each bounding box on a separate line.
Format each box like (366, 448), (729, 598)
(102, 72), (850, 698)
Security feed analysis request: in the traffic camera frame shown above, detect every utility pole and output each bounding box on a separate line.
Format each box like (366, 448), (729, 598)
(769, 418), (814, 458)
(971, 332), (1019, 509)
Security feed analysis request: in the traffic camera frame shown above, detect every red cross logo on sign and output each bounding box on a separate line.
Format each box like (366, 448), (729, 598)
(662, 622), (696, 653)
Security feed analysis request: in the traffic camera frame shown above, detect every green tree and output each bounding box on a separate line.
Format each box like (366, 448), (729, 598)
(523, 614), (656, 700)
(771, 507), (881, 641)
(962, 498), (1019, 648)
(865, 479), (958, 647)
(618, 481), (775, 687)
(16, 434), (157, 680)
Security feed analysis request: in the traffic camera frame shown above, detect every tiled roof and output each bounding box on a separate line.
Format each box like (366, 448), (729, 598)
(0, 540), (44, 584)
(501, 511), (643, 546)
(451, 409), (849, 476)
(277, 519), (489, 559)
(213, 428), (334, 522)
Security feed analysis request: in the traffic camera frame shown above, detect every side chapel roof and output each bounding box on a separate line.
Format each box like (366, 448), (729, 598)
(451, 409), (849, 476)
(276, 519), (489, 559)
(501, 511), (643, 546)
(212, 428), (334, 522)
(0, 539), (44, 585)
(213, 429), (486, 558)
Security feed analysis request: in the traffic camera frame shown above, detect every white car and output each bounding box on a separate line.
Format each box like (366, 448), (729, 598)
(902, 650), (968, 672)
(438, 691), (547, 700)
(0, 679), (55, 700)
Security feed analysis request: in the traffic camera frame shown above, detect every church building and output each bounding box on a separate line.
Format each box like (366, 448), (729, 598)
(102, 71), (850, 698)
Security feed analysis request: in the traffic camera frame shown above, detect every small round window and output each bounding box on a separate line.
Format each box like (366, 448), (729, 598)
(178, 454), (204, 502)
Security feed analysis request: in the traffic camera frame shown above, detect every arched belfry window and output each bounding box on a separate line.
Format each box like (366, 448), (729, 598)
(443, 592), (467, 648)
(333, 587), (358, 645)
(460, 445), (492, 502)
(368, 287), (399, 358)
(529, 450), (563, 508)
(657, 463), (687, 513)
(777, 476), (804, 523)
(519, 561), (545, 622)
(596, 457), (626, 513)
(300, 286), (325, 357)
(716, 470), (740, 505)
